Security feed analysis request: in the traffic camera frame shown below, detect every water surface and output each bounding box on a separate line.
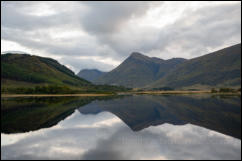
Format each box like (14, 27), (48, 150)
(1, 95), (241, 160)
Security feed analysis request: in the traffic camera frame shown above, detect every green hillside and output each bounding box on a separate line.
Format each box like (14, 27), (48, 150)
(1, 53), (128, 94)
(151, 43), (241, 89)
(1, 53), (90, 85)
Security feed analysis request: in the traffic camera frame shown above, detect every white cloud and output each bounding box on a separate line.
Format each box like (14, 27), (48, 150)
(1, 40), (32, 54)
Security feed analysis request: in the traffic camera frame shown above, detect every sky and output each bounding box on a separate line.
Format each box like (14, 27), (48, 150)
(1, 1), (241, 73)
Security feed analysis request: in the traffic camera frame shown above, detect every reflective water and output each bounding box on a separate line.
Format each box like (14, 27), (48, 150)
(1, 95), (241, 160)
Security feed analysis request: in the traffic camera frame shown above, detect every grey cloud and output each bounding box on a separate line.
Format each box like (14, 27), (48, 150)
(1, 1), (82, 31)
(152, 3), (241, 58)
(99, 3), (241, 59)
(1, 1), (159, 59)
(1, 27), (108, 57)
(80, 2), (156, 34)
(1, 2), (241, 72)
(1, 26), (118, 72)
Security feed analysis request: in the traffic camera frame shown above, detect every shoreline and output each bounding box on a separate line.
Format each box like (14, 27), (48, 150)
(1, 93), (114, 98)
(1, 91), (241, 98)
(130, 91), (241, 96)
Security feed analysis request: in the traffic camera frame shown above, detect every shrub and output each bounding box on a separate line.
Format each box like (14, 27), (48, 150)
(152, 87), (174, 91)
(211, 88), (218, 93)
(219, 88), (236, 93)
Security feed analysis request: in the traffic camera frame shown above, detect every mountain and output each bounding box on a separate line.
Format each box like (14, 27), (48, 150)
(77, 69), (106, 82)
(1, 53), (90, 90)
(95, 52), (186, 88)
(96, 44), (241, 89)
(151, 43), (241, 89)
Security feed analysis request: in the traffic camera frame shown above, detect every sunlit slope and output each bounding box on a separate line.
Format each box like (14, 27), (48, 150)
(1, 53), (90, 88)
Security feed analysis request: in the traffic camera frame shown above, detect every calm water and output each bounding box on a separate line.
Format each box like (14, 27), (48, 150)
(1, 95), (241, 160)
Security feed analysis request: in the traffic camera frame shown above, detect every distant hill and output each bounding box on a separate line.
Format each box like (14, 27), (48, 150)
(151, 43), (241, 89)
(1, 53), (90, 89)
(95, 52), (186, 88)
(77, 69), (106, 82)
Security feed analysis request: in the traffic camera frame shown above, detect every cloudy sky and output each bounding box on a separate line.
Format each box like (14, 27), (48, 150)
(1, 1), (241, 73)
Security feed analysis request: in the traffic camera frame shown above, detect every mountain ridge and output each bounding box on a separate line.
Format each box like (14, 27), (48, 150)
(150, 43), (241, 89)
(95, 43), (241, 89)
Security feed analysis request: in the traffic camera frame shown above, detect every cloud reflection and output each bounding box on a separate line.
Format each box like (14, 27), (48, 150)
(1, 110), (241, 160)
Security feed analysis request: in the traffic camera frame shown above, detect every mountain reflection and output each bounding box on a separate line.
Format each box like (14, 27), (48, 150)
(1, 110), (241, 160)
(1, 94), (241, 160)
(78, 95), (241, 139)
(2, 95), (241, 140)
(1, 96), (117, 133)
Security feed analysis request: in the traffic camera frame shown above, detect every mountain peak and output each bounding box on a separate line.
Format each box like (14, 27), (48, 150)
(96, 51), (186, 88)
(1, 50), (31, 55)
(130, 52), (146, 58)
(80, 69), (102, 72)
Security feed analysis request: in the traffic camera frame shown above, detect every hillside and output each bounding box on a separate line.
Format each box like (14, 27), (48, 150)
(95, 52), (186, 88)
(151, 43), (241, 89)
(1, 53), (90, 88)
(77, 69), (106, 82)
(1, 53), (128, 94)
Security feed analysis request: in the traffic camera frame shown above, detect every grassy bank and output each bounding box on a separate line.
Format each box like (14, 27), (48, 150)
(1, 87), (240, 98)
(119, 90), (241, 96)
(1, 84), (130, 95)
